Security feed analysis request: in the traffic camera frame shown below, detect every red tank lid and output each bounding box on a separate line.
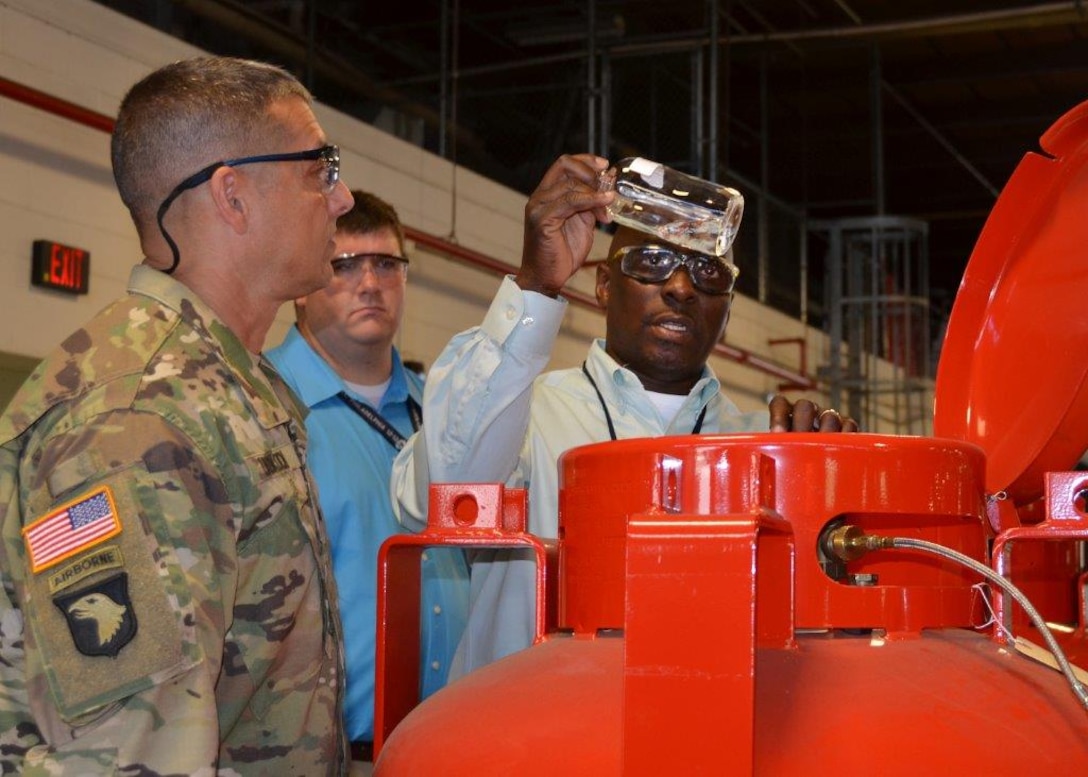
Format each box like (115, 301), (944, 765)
(934, 100), (1088, 505)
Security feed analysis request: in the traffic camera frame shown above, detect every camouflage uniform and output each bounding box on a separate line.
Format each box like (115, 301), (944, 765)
(0, 264), (347, 775)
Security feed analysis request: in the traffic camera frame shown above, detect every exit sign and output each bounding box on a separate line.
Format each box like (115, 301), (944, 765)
(32, 240), (90, 295)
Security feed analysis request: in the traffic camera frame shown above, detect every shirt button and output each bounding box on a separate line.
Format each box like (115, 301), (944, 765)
(433, 605), (442, 615)
(431, 661), (441, 671)
(505, 307), (517, 320)
(520, 316), (535, 326)
(421, 551), (429, 562)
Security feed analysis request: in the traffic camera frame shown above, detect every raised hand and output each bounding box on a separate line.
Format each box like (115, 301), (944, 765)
(516, 154), (615, 297)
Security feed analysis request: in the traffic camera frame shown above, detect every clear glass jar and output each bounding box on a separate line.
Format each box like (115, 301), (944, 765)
(599, 157), (744, 257)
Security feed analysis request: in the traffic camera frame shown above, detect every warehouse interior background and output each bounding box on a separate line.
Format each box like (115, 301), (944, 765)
(4, 6), (1088, 766)
(91, 1), (1088, 305)
(86, 0), (1088, 429)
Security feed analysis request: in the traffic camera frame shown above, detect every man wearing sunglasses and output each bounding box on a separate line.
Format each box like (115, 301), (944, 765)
(268, 191), (468, 772)
(0, 57), (353, 774)
(392, 154), (855, 680)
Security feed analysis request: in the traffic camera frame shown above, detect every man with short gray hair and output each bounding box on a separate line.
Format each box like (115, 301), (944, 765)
(0, 56), (353, 774)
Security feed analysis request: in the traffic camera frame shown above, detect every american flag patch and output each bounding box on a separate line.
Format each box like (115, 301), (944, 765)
(23, 486), (122, 574)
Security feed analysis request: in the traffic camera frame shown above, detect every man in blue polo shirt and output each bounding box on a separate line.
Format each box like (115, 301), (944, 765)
(268, 190), (468, 770)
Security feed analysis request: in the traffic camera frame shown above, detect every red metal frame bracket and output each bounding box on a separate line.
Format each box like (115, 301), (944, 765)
(373, 483), (554, 757)
(992, 471), (1088, 641)
(622, 508), (794, 775)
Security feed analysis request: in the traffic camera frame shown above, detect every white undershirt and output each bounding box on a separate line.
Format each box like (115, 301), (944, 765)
(645, 389), (688, 427)
(344, 376), (390, 407)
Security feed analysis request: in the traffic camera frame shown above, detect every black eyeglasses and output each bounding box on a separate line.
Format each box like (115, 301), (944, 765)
(331, 252), (409, 283)
(614, 244), (739, 295)
(155, 144), (341, 274)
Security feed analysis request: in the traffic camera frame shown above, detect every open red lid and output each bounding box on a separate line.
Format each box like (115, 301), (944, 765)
(933, 100), (1088, 505)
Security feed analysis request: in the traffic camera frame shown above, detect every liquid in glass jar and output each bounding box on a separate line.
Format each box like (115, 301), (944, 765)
(599, 157), (744, 257)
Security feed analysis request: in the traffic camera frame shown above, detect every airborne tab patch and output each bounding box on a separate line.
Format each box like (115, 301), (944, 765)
(48, 545), (125, 594)
(53, 572), (138, 657)
(24, 486), (122, 574)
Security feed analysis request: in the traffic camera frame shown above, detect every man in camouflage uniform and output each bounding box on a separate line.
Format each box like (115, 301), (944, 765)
(0, 57), (354, 773)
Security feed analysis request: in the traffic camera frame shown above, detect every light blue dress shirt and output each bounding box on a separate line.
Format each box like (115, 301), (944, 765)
(268, 327), (468, 741)
(393, 276), (768, 679)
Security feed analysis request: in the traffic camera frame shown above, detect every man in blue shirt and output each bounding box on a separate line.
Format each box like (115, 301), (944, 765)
(268, 191), (468, 769)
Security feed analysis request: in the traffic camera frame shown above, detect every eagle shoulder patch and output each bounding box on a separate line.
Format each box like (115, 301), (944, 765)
(53, 572), (138, 657)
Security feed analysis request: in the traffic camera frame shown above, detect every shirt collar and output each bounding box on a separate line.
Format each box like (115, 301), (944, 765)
(270, 325), (412, 410)
(128, 264), (291, 429)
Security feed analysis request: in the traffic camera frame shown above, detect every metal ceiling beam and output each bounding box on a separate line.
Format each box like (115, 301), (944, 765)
(384, 3), (1087, 87)
(596, 2), (1088, 62)
(721, 1), (1088, 46)
(882, 83), (999, 197)
(171, 0), (487, 154)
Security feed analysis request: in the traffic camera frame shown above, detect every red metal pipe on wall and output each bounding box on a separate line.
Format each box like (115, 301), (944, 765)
(0, 75), (116, 133)
(0, 74), (815, 390)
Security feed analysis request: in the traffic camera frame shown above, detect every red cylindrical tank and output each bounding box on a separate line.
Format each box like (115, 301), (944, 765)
(375, 436), (1088, 775)
(376, 100), (1088, 774)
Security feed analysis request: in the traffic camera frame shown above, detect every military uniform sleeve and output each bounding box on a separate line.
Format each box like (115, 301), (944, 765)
(1, 409), (238, 774)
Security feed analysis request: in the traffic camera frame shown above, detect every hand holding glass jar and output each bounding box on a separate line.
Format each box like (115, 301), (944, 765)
(598, 157), (745, 258)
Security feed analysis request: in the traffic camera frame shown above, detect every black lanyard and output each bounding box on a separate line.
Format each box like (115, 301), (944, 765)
(581, 362), (708, 442)
(337, 390), (421, 451)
